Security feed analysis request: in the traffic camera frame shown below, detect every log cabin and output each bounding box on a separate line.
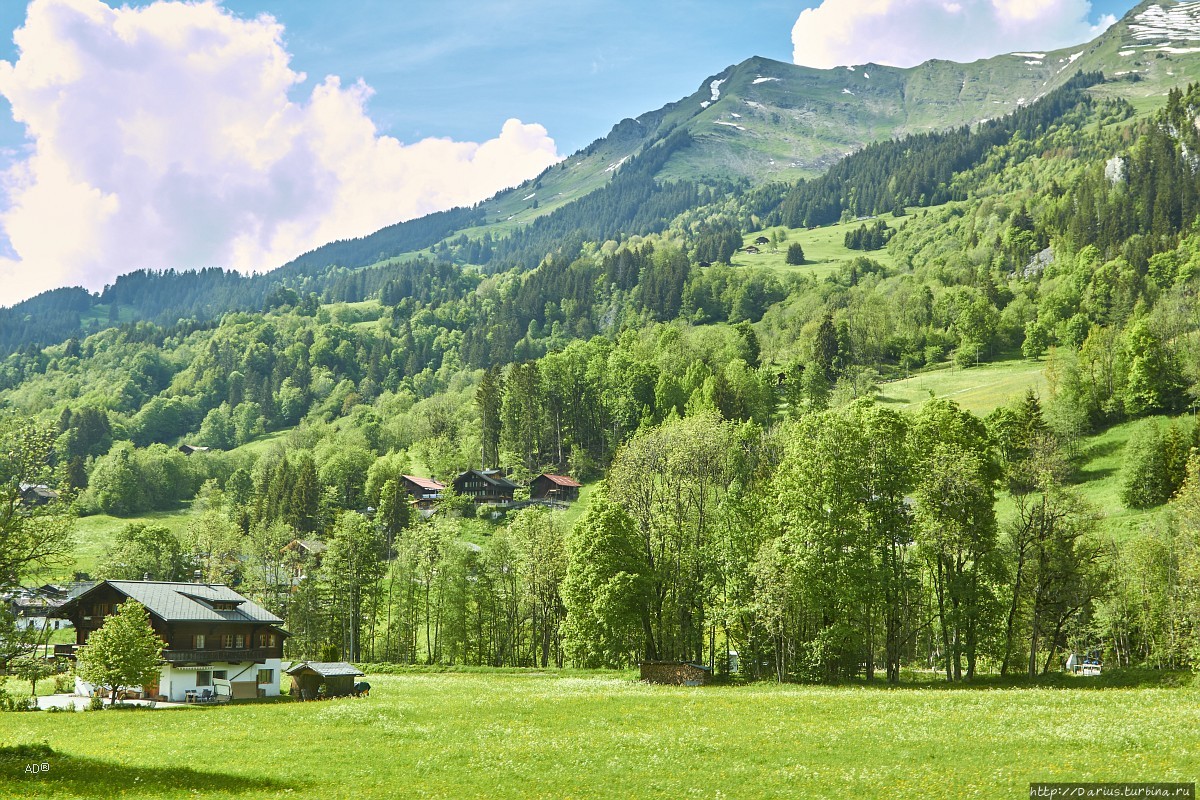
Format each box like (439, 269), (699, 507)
(54, 580), (288, 703)
(453, 469), (519, 505)
(400, 475), (446, 509)
(529, 473), (581, 503)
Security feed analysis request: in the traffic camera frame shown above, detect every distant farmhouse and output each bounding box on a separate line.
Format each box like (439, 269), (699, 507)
(530, 473), (582, 503)
(281, 539), (327, 581)
(18, 483), (59, 506)
(55, 580), (287, 703)
(754, 235), (770, 245)
(453, 469), (519, 506)
(401, 475), (446, 510)
(4, 583), (72, 631)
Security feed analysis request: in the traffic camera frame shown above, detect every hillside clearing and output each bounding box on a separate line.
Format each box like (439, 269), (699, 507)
(876, 358), (1047, 416)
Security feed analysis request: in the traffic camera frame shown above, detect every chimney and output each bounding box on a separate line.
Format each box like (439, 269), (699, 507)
(143, 572), (150, 581)
(194, 569), (202, 584)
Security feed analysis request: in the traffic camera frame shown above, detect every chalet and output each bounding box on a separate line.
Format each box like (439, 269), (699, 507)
(18, 483), (59, 506)
(742, 245), (760, 254)
(4, 584), (71, 631)
(53, 580), (288, 703)
(754, 236), (770, 245)
(453, 469), (519, 505)
(281, 539), (327, 581)
(401, 475), (446, 509)
(530, 473), (582, 503)
(178, 444), (210, 455)
(698, 261), (712, 268)
(285, 661), (365, 699)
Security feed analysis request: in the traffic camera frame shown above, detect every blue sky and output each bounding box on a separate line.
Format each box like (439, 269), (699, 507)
(0, 0), (1136, 156)
(0, 0), (1141, 304)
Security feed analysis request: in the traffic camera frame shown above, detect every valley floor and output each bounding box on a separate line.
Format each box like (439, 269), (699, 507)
(3, 671), (1198, 799)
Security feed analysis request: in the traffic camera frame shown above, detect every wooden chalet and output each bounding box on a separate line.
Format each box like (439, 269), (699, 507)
(178, 444), (210, 455)
(754, 236), (770, 245)
(18, 483), (59, 506)
(285, 661), (365, 699)
(743, 245), (761, 254)
(281, 539), (327, 581)
(453, 469), (519, 505)
(54, 580), (288, 703)
(530, 473), (581, 503)
(400, 475), (446, 509)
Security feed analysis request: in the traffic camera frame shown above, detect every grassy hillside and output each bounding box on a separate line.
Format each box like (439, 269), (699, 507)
(67, 510), (197, 578)
(4, 671), (1198, 799)
(877, 359), (1048, 416)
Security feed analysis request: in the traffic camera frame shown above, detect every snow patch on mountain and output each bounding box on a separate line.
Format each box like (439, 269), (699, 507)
(1129, 3), (1200, 42)
(1011, 52), (1046, 59)
(713, 120), (746, 131)
(604, 156), (629, 174)
(752, 76), (780, 85)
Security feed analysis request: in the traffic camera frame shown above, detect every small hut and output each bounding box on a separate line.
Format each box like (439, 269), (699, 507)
(285, 661), (365, 700)
(640, 661), (712, 686)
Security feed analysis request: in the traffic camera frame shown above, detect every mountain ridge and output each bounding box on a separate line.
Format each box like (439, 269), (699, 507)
(4, 1), (1200, 353)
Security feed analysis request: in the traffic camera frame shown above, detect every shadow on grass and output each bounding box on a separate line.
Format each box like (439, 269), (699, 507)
(1079, 437), (1124, 463)
(0, 743), (299, 797)
(1074, 466), (1118, 483)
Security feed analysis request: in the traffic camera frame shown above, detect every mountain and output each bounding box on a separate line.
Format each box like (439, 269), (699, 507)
(5, 1), (1200, 355)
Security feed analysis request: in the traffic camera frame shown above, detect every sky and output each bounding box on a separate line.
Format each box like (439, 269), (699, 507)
(0, 0), (1137, 305)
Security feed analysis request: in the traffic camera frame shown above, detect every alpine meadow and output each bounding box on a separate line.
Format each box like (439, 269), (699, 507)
(5, 1), (1200, 798)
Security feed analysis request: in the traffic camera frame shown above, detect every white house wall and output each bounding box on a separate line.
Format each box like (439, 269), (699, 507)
(159, 658), (283, 702)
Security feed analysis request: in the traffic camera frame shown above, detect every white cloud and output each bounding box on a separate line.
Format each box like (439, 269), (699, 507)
(0, 0), (562, 305)
(792, 0), (1117, 70)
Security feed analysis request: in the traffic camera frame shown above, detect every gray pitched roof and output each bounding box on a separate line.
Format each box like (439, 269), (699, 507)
(285, 661), (364, 677)
(63, 580), (283, 625)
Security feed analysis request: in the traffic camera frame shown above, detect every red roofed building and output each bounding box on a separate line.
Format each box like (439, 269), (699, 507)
(530, 473), (582, 503)
(400, 475), (446, 509)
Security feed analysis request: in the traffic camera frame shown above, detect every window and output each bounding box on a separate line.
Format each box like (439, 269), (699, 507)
(194, 634), (205, 649)
(196, 671), (211, 687)
(234, 634), (245, 648)
(256, 669), (273, 685)
(222, 634), (233, 649)
(213, 670), (227, 680)
(258, 633), (277, 648)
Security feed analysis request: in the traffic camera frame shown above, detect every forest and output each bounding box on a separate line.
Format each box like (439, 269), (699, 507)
(6, 75), (1200, 682)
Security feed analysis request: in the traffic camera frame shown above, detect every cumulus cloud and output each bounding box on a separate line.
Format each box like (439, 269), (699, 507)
(0, 0), (562, 304)
(792, 0), (1117, 69)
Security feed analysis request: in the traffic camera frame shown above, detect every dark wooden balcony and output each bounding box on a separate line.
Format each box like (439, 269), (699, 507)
(163, 648), (275, 663)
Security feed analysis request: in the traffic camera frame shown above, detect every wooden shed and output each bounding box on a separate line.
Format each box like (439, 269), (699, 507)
(285, 661), (364, 700)
(640, 661), (712, 686)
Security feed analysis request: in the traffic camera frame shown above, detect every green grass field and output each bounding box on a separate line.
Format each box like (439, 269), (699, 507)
(66, 509), (197, 578)
(732, 214), (917, 280)
(3, 671), (1198, 799)
(876, 358), (1048, 416)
